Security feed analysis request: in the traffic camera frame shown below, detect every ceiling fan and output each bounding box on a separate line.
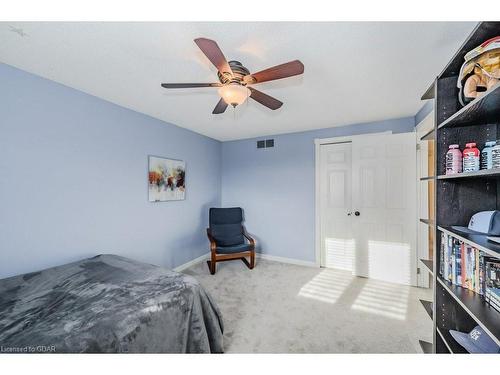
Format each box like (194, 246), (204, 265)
(161, 38), (304, 114)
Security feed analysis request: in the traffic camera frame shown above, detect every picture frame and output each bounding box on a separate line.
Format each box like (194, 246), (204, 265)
(148, 155), (186, 202)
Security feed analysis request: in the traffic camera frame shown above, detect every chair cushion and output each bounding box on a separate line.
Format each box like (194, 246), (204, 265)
(216, 243), (253, 254)
(211, 223), (244, 246)
(209, 207), (243, 225)
(209, 207), (244, 246)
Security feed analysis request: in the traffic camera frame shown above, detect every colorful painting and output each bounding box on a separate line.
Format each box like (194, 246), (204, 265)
(148, 156), (185, 202)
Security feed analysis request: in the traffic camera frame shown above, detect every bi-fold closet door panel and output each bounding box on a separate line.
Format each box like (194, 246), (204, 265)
(351, 132), (417, 286)
(319, 142), (354, 271)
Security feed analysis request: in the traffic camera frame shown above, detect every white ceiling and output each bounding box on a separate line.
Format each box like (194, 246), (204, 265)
(0, 22), (475, 141)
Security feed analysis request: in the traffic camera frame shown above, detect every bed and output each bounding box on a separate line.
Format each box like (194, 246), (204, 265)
(0, 254), (224, 353)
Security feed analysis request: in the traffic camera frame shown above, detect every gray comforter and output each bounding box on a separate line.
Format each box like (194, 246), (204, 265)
(0, 254), (224, 353)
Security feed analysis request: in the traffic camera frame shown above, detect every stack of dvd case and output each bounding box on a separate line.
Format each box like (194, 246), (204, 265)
(440, 232), (500, 313)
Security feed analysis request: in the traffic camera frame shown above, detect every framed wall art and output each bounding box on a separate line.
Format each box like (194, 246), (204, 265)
(148, 156), (185, 202)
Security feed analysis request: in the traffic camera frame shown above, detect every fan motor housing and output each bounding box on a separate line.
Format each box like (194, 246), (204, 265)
(218, 61), (252, 85)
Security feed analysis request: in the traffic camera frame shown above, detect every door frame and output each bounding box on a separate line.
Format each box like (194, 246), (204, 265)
(314, 131), (392, 267)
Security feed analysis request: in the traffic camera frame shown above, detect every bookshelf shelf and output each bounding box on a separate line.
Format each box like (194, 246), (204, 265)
(437, 169), (500, 180)
(420, 176), (436, 181)
(436, 327), (468, 354)
(420, 259), (433, 275)
(419, 340), (432, 354)
(437, 83), (500, 130)
(419, 21), (500, 354)
(421, 81), (435, 100)
(420, 299), (433, 320)
(437, 226), (500, 259)
(419, 218), (435, 226)
(437, 277), (500, 346)
(420, 128), (435, 141)
(436, 327), (454, 353)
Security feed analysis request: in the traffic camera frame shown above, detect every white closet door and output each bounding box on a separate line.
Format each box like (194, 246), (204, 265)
(351, 132), (417, 286)
(319, 142), (354, 270)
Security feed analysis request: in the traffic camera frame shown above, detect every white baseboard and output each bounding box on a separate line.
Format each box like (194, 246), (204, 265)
(256, 253), (318, 268)
(173, 252), (210, 272)
(173, 251), (318, 272)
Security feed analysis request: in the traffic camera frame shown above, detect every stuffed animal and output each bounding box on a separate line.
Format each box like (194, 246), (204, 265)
(458, 36), (500, 106)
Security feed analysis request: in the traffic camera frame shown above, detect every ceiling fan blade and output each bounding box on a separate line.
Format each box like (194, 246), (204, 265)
(161, 83), (221, 89)
(194, 38), (233, 76)
(244, 60), (304, 84)
(248, 87), (283, 110)
(212, 98), (229, 114)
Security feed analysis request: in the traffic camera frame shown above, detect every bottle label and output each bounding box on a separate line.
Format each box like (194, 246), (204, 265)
(481, 149), (493, 170)
(492, 147), (500, 169)
(446, 151), (462, 174)
(463, 151), (480, 172)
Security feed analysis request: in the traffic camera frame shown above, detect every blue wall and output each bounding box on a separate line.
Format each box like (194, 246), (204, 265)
(221, 118), (415, 263)
(0, 63), (221, 279)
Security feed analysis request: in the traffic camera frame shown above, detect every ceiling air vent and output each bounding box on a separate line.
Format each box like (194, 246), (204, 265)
(257, 140), (265, 149)
(265, 139), (274, 148)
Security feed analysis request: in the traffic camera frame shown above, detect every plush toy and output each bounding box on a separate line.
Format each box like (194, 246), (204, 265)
(458, 36), (500, 106)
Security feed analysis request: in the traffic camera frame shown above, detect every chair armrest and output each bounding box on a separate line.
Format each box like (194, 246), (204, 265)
(242, 228), (255, 247)
(206, 228), (217, 252)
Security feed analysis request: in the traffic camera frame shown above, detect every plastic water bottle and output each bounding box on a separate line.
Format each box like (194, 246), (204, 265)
(481, 141), (496, 170)
(463, 143), (480, 172)
(492, 140), (500, 169)
(446, 144), (462, 174)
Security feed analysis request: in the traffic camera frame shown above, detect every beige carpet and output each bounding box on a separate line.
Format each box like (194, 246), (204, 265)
(184, 258), (432, 353)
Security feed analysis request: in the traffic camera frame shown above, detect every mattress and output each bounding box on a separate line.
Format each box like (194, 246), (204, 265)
(0, 254), (224, 353)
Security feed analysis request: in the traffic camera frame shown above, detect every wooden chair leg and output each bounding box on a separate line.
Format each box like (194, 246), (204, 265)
(242, 251), (255, 270)
(207, 253), (216, 275)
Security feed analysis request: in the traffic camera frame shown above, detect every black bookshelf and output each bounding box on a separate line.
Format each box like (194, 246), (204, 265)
(420, 21), (500, 354)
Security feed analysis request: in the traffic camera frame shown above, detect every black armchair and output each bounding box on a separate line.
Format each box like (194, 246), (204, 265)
(206, 207), (255, 275)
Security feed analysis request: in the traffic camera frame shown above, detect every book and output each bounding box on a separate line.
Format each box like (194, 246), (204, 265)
(475, 249), (480, 293)
(464, 245), (475, 290)
(451, 240), (456, 285)
(485, 259), (500, 313)
(455, 240), (462, 285)
(461, 242), (466, 288)
(439, 233), (447, 278)
(442, 233), (448, 280)
(445, 235), (449, 281)
(479, 252), (485, 295)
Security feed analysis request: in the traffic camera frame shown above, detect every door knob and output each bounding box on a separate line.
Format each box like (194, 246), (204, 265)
(354, 211), (360, 216)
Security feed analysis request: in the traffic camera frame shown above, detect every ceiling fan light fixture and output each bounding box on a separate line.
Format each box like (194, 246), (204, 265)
(218, 83), (250, 107)
(161, 38), (304, 114)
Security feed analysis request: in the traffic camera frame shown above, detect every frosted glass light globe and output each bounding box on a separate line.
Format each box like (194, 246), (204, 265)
(218, 84), (250, 107)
